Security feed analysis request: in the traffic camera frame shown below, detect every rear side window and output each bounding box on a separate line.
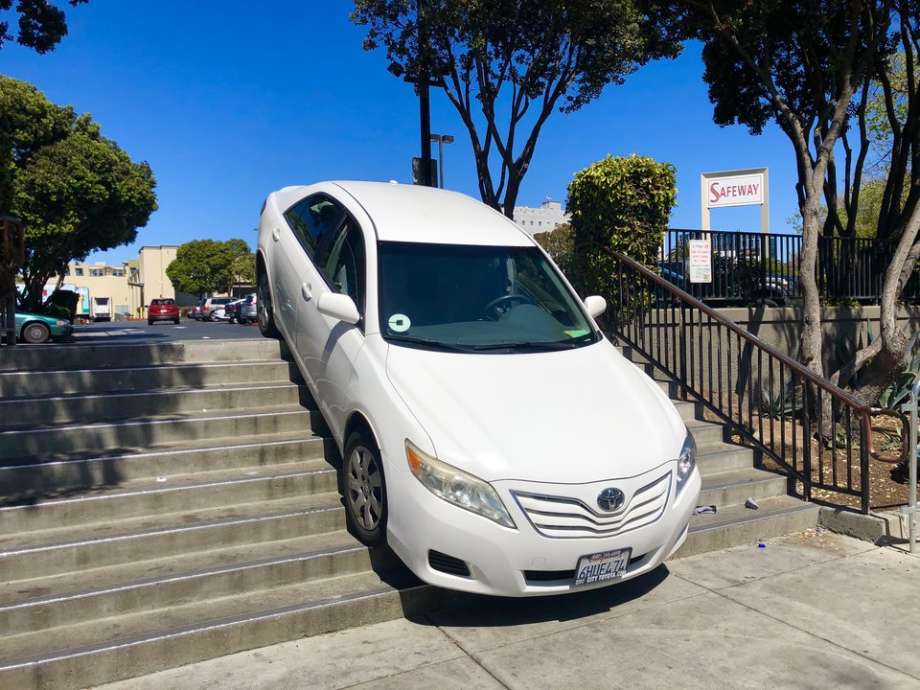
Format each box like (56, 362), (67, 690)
(283, 195), (346, 266)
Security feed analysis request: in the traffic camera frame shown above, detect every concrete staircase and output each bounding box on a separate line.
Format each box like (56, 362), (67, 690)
(0, 338), (816, 689)
(0, 339), (439, 690)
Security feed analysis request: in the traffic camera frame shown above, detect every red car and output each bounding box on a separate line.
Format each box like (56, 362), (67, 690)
(148, 298), (180, 325)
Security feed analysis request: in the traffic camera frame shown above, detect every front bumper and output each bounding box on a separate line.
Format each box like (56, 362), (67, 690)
(387, 464), (701, 597)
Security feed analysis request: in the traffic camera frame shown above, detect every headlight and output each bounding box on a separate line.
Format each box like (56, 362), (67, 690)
(55, 320), (68, 326)
(405, 440), (515, 528)
(676, 430), (697, 495)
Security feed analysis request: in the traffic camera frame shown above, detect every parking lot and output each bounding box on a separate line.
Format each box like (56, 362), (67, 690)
(68, 318), (261, 344)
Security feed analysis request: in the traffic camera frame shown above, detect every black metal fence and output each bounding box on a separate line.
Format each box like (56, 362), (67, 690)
(660, 228), (919, 305)
(612, 251), (878, 512)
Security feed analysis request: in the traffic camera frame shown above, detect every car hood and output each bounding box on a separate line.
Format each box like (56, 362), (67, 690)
(385, 339), (687, 484)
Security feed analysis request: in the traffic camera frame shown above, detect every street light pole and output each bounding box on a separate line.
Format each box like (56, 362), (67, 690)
(430, 133), (454, 188)
(417, 0), (433, 187)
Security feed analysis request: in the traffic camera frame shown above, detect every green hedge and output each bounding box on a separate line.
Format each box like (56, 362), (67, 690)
(568, 155), (676, 299)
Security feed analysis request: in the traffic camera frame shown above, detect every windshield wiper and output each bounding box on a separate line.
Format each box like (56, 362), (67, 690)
(384, 335), (479, 353)
(467, 340), (581, 352)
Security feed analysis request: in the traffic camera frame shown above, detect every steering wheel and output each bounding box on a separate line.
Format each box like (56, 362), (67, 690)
(483, 294), (534, 319)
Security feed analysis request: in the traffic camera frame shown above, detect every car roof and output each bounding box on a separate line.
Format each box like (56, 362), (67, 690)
(274, 181), (533, 247)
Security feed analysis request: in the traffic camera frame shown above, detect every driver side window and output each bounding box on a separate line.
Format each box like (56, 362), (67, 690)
(324, 223), (366, 315)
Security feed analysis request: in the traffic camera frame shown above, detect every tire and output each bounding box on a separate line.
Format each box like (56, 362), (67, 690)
(341, 431), (387, 546)
(148, 319), (154, 326)
(174, 318), (180, 325)
(21, 321), (51, 344)
(257, 270), (279, 338)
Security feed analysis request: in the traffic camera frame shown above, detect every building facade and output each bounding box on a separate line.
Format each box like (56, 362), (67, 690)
(57, 245), (182, 319)
(512, 199), (570, 235)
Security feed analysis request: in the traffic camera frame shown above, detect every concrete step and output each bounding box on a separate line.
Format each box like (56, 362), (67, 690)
(684, 416), (726, 446)
(698, 467), (789, 508)
(694, 443), (760, 474)
(0, 530), (387, 636)
(0, 460), (339, 532)
(0, 432), (331, 501)
(0, 338), (286, 373)
(0, 569), (441, 690)
(0, 382), (310, 429)
(676, 496), (819, 558)
(0, 405), (320, 461)
(0, 359), (301, 398)
(0, 493), (345, 582)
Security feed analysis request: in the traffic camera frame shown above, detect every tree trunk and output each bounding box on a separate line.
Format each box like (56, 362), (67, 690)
(798, 199), (825, 379)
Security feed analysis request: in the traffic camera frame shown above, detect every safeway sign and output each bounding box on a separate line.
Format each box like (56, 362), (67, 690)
(700, 167), (769, 233)
(707, 173), (765, 208)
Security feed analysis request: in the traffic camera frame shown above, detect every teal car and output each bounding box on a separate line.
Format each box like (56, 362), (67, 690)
(15, 312), (73, 344)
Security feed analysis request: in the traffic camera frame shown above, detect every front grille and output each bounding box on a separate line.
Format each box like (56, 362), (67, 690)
(428, 550), (471, 577)
(512, 471), (671, 539)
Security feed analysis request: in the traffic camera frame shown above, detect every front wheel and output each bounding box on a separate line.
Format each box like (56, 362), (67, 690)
(257, 270), (279, 338)
(341, 431), (387, 546)
(21, 322), (51, 344)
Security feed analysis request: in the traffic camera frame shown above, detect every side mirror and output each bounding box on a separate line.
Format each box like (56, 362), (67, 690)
(584, 295), (606, 319)
(317, 292), (360, 325)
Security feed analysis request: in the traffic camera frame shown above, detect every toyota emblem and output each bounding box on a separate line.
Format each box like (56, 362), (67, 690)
(597, 487), (625, 512)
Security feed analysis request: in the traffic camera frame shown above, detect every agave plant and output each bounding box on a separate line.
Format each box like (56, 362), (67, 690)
(879, 332), (920, 410)
(759, 382), (799, 420)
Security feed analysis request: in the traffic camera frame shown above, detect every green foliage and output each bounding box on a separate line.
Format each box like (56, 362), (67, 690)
(166, 239), (251, 296)
(533, 223), (573, 277)
(352, 0), (684, 215)
(879, 333), (920, 410)
(567, 155), (676, 300)
(759, 382), (799, 421)
(0, 76), (158, 310)
(0, 1), (88, 53)
(230, 252), (256, 288)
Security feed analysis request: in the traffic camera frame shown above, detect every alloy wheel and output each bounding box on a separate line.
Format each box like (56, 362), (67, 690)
(346, 445), (383, 530)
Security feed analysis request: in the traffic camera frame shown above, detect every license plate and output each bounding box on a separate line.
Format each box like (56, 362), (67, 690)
(574, 548), (631, 586)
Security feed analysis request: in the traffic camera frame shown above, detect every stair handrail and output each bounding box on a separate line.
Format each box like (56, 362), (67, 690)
(613, 251), (878, 513)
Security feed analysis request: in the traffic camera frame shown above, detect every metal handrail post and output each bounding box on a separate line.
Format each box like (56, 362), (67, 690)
(902, 381), (920, 553)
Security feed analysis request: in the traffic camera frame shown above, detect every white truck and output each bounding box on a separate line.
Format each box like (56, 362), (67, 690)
(91, 296), (112, 322)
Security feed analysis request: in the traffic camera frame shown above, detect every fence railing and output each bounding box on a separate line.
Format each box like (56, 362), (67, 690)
(660, 228), (919, 305)
(611, 250), (876, 512)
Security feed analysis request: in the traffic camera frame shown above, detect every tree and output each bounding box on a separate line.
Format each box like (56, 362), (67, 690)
(0, 77), (158, 310)
(353, 0), (684, 216)
(679, 0), (918, 407)
(230, 252), (256, 291)
(0, 0), (89, 53)
(166, 239), (250, 297)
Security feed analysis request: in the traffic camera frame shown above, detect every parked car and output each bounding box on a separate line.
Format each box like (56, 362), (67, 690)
(147, 298), (180, 325)
(237, 294), (257, 324)
(224, 298), (246, 323)
(15, 311), (73, 344)
(190, 301), (204, 320)
(202, 297), (232, 321)
(257, 181), (700, 597)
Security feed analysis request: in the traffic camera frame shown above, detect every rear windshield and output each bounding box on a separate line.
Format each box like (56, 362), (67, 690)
(151, 299), (175, 305)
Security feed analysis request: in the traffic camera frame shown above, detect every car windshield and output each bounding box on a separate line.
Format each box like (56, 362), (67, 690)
(378, 241), (597, 352)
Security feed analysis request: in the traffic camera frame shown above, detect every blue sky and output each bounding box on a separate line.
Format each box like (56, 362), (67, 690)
(1, 0), (800, 264)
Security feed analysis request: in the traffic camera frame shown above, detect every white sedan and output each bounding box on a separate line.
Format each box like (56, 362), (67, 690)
(256, 181), (700, 596)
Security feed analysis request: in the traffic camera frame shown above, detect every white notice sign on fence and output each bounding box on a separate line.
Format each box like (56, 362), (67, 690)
(688, 238), (712, 283)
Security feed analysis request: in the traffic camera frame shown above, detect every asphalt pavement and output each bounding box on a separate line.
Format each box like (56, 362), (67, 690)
(69, 318), (262, 344)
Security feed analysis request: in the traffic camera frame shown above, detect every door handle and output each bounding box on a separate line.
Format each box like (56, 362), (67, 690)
(272, 227), (280, 242)
(301, 282), (312, 301)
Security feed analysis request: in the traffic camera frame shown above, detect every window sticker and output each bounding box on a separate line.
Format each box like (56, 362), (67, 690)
(564, 329), (590, 338)
(388, 313), (411, 333)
